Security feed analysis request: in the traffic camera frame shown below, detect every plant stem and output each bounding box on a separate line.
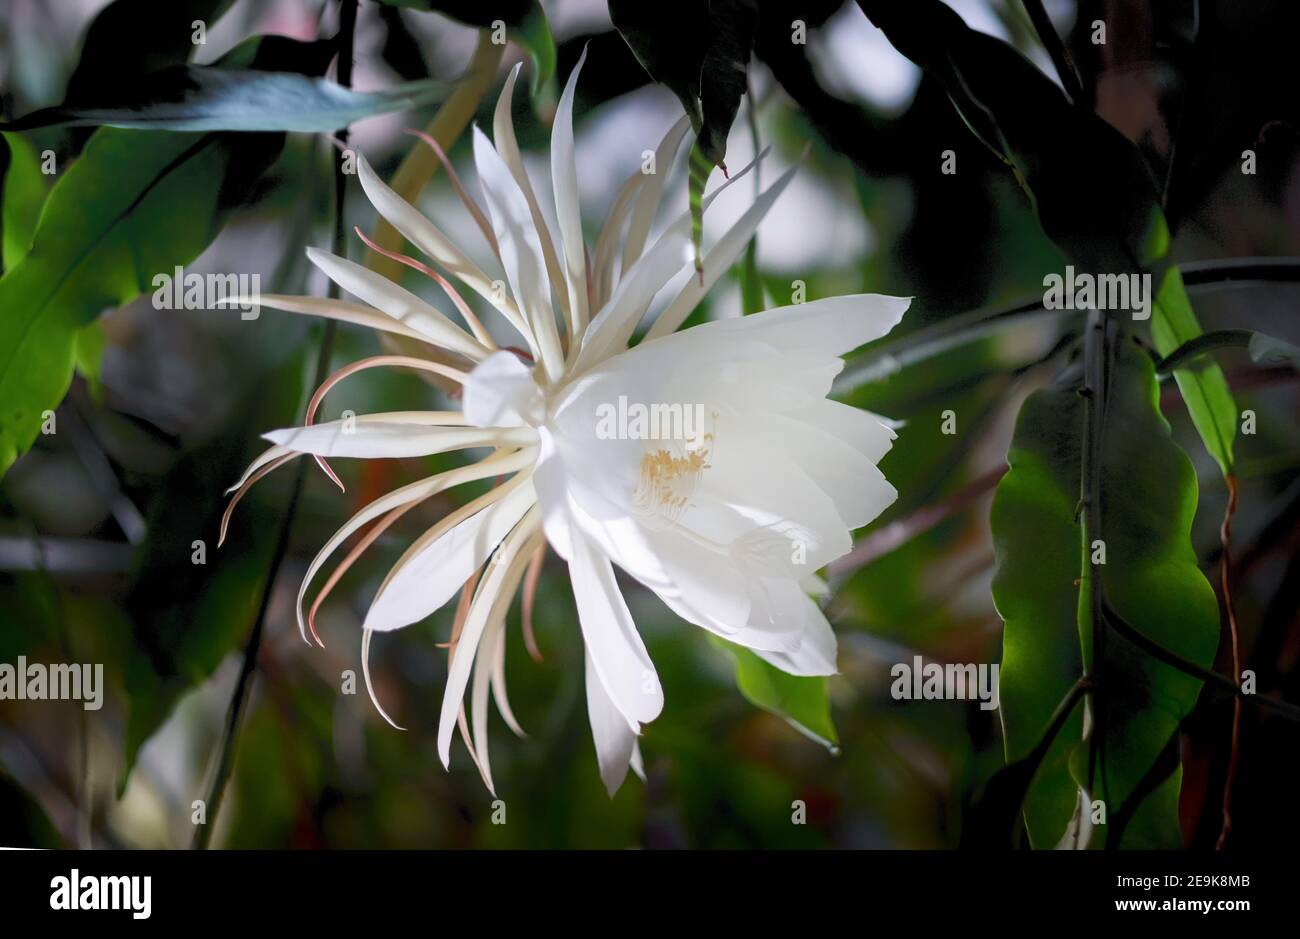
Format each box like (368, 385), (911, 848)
(1217, 474), (1242, 850)
(834, 257), (1300, 393)
(1020, 0), (1085, 106)
(1077, 305), (1112, 846)
(192, 0), (356, 850)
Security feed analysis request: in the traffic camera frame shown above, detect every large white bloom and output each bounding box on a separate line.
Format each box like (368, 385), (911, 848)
(225, 57), (909, 795)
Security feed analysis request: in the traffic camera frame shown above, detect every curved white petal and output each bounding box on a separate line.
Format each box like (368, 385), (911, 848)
(493, 64), (570, 324)
(550, 45), (590, 337)
(297, 449), (535, 643)
(354, 152), (530, 341)
(463, 350), (545, 428)
(365, 475), (538, 632)
(436, 511), (542, 766)
(576, 230), (690, 369)
(568, 526), (663, 728)
(585, 648), (637, 796)
(786, 399), (898, 463)
(644, 163), (798, 341)
(305, 247), (487, 361)
(621, 115), (691, 271)
(749, 585), (838, 676)
(263, 415), (536, 459)
(217, 293), (432, 344)
(730, 411), (898, 530)
(473, 125), (565, 381)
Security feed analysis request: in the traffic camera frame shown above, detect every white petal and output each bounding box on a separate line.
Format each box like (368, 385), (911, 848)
(568, 527), (663, 727)
(585, 648), (637, 796)
(686, 293), (912, 358)
(354, 152), (530, 340)
(263, 414), (536, 459)
(730, 411), (898, 530)
(576, 230), (690, 369)
(550, 45), (590, 335)
(365, 476), (538, 632)
(621, 115), (691, 271)
(784, 399), (898, 463)
(749, 585), (838, 676)
(463, 350), (544, 428)
(436, 512), (541, 765)
(644, 162), (798, 342)
(297, 450), (535, 643)
(305, 247), (487, 361)
(473, 125), (565, 380)
(217, 293), (432, 344)
(493, 65), (570, 325)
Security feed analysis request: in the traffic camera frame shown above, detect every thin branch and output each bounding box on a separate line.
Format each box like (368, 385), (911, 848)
(1103, 605), (1300, 723)
(1020, 0), (1085, 106)
(1217, 474), (1242, 850)
(834, 257), (1300, 394)
(192, 0), (357, 850)
(1078, 307), (1113, 842)
(828, 464), (1006, 579)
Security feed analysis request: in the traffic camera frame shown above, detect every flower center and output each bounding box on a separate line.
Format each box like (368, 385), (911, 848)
(631, 436), (713, 523)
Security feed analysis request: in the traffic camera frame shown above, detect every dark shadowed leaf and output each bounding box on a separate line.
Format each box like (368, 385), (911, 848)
(855, 0), (1237, 479)
(379, 0), (555, 92)
(63, 0), (237, 104)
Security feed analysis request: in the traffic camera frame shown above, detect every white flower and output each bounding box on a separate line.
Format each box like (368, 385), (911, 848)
(224, 54), (909, 795)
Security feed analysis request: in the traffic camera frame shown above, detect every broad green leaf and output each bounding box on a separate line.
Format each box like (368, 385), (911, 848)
(0, 131), (49, 270)
(2, 72), (452, 134)
(74, 320), (108, 403)
(0, 129), (281, 477)
(711, 637), (838, 750)
(991, 338), (1218, 847)
(380, 0), (555, 93)
(0, 36), (331, 478)
(856, 0), (1236, 478)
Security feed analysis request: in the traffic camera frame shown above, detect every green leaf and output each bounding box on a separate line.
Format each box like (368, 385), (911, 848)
(0, 131), (50, 270)
(0, 129), (282, 477)
(739, 236), (763, 315)
(74, 320), (108, 403)
(380, 0), (555, 93)
(711, 637), (838, 750)
(1149, 265), (1238, 479)
(856, 0), (1237, 478)
(2, 71), (452, 134)
(0, 36), (331, 478)
(991, 338), (1219, 847)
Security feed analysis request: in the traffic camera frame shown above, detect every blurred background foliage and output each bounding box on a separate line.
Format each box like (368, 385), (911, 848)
(0, 0), (1297, 849)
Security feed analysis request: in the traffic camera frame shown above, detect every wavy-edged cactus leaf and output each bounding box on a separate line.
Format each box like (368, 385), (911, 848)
(991, 337), (1219, 847)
